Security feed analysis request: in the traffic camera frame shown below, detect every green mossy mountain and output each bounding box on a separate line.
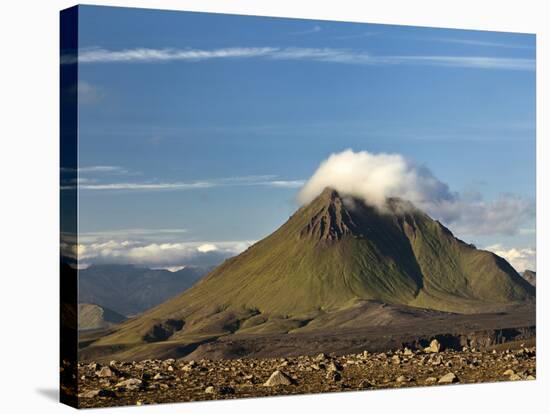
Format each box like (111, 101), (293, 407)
(92, 188), (534, 351)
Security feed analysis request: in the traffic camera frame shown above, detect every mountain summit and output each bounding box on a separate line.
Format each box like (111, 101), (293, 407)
(92, 188), (534, 354)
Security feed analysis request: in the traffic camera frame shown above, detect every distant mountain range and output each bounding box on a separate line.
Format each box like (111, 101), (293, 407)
(86, 188), (534, 360)
(78, 264), (210, 316)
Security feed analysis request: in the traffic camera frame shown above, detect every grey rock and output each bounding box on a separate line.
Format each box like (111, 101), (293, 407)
(438, 372), (458, 384)
(263, 370), (294, 386)
(79, 390), (100, 398)
(95, 366), (113, 378)
(115, 378), (142, 391)
(425, 339), (441, 354)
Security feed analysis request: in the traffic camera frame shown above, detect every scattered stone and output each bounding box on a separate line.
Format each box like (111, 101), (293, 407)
(431, 355), (443, 366)
(115, 378), (142, 391)
(95, 366), (113, 378)
(218, 386), (235, 395)
(76, 344), (536, 408)
(79, 390), (100, 398)
(264, 370), (294, 386)
(326, 371), (342, 382)
(438, 372), (458, 384)
(97, 389), (117, 398)
(403, 348), (413, 356)
(326, 361), (342, 372)
(425, 339), (441, 354)
(359, 379), (374, 388)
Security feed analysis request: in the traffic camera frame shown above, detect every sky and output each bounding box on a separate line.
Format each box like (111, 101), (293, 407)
(64, 5), (536, 272)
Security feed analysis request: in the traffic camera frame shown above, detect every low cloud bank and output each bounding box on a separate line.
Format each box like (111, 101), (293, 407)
(61, 237), (253, 268)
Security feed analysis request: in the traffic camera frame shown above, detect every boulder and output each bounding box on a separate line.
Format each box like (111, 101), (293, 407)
(79, 390), (100, 398)
(438, 372), (458, 384)
(95, 366), (113, 378)
(424, 339), (441, 354)
(115, 378), (142, 391)
(396, 375), (408, 383)
(326, 361), (342, 372)
(263, 370), (294, 386)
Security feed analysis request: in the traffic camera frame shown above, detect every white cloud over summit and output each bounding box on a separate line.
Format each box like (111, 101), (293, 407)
(298, 149), (535, 238)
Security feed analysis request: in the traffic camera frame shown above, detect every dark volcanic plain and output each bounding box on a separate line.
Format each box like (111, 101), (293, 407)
(71, 341), (536, 408)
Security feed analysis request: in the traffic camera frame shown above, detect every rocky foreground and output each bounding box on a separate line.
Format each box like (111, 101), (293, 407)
(72, 341), (536, 408)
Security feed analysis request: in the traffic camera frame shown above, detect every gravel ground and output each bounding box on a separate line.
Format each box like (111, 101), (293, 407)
(66, 342), (536, 408)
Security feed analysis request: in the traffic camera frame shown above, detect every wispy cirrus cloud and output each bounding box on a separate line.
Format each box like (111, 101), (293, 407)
(385, 55), (534, 71)
(63, 46), (535, 71)
(61, 174), (305, 192)
(78, 228), (188, 243)
(61, 165), (130, 174)
(424, 37), (534, 50)
(333, 32), (377, 40)
(63, 47), (278, 64)
(64, 181), (214, 191)
(290, 25), (322, 35)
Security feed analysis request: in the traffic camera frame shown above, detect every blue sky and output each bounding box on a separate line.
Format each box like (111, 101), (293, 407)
(68, 5), (536, 271)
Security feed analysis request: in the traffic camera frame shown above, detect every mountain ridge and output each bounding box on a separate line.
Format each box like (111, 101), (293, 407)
(88, 187), (534, 356)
